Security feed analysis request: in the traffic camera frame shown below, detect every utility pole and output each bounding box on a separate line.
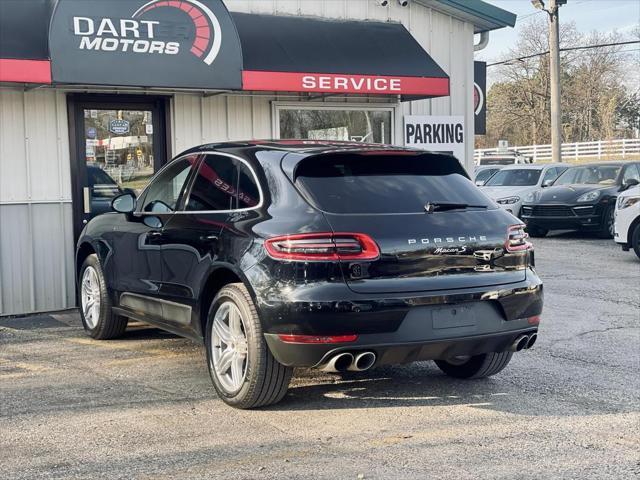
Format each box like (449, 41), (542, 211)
(532, 0), (565, 162)
(548, 0), (562, 162)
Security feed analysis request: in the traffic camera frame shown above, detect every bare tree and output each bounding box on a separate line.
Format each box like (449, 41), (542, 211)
(478, 17), (636, 148)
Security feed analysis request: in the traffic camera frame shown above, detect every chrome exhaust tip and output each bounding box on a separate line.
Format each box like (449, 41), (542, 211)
(320, 352), (354, 373)
(347, 351), (376, 372)
(510, 334), (529, 352)
(525, 333), (537, 349)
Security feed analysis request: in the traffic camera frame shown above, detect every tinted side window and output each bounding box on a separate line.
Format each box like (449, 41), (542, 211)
(237, 162), (260, 209)
(186, 155), (237, 211)
(141, 156), (196, 213)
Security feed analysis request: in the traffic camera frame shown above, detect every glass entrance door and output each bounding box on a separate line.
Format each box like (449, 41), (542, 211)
(83, 109), (155, 217)
(69, 96), (168, 237)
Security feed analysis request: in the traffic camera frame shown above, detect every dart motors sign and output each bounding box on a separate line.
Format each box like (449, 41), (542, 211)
(49, 0), (242, 89)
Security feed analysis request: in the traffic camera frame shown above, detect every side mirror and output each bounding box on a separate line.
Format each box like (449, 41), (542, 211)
(143, 215), (163, 229)
(541, 179), (554, 188)
(111, 192), (136, 214)
(622, 178), (639, 191)
(475, 180), (485, 186)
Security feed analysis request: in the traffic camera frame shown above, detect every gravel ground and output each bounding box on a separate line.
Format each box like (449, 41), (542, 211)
(1, 232), (639, 479)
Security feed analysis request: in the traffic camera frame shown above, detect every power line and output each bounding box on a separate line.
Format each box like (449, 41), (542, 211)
(518, 0), (590, 20)
(487, 40), (640, 67)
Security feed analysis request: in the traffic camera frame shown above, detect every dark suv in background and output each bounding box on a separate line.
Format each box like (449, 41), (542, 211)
(521, 162), (640, 237)
(76, 141), (543, 409)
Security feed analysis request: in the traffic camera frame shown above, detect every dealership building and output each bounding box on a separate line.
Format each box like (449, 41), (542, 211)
(0, 0), (515, 315)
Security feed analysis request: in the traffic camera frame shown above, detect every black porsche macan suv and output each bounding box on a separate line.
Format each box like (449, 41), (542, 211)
(76, 141), (543, 408)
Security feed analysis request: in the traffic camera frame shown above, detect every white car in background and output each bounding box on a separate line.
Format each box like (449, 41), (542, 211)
(614, 184), (640, 259)
(480, 163), (569, 218)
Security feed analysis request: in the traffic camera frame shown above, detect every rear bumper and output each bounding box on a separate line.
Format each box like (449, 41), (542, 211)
(265, 322), (538, 368)
(258, 270), (543, 367)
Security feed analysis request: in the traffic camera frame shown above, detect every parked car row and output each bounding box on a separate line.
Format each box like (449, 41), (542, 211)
(474, 160), (640, 258)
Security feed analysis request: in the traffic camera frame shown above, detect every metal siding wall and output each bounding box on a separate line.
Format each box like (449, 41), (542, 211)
(202, 95), (229, 144)
(172, 93), (276, 155)
(172, 94), (203, 155)
(0, 90), (28, 202)
(0, 205), (32, 313)
(0, 88), (75, 315)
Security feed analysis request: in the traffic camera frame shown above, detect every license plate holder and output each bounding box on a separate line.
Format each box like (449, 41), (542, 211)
(432, 305), (476, 330)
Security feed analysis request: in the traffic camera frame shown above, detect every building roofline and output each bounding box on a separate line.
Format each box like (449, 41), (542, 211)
(418, 0), (517, 33)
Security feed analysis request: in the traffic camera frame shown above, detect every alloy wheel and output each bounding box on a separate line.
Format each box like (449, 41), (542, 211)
(81, 266), (101, 329)
(607, 208), (615, 236)
(211, 301), (248, 393)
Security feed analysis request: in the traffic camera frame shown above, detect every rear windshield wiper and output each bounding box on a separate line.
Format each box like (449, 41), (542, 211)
(424, 202), (488, 213)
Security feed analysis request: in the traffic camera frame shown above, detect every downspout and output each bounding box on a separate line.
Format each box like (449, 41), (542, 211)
(474, 31), (489, 51)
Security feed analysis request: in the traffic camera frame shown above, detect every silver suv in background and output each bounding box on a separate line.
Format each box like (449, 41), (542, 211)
(480, 163), (569, 218)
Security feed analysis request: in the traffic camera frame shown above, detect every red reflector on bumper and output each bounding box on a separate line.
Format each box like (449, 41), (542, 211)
(277, 334), (358, 344)
(528, 315), (541, 325)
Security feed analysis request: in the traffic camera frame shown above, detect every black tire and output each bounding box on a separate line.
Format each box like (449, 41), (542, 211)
(632, 222), (640, 260)
(527, 225), (548, 238)
(78, 254), (128, 339)
(435, 351), (513, 379)
(597, 205), (615, 239)
(204, 283), (292, 409)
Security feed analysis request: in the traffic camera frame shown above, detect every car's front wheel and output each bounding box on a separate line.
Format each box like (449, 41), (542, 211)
(205, 283), (292, 409)
(597, 205), (615, 239)
(79, 254), (128, 339)
(435, 351), (513, 379)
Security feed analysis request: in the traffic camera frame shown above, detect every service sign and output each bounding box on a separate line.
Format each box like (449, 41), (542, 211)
(404, 115), (465, 161)
(49, 0), (242, 89)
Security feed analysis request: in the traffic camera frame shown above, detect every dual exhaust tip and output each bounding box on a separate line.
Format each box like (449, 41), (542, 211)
(320, 351), (376, 373)
(510, 333), (537, 352)
(320, 334), (536, 372)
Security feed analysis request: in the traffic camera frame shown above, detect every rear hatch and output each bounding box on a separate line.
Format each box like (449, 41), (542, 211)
(292, 151), (527, 294)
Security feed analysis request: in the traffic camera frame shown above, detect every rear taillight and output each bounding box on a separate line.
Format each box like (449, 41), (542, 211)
(505, 224), (532, 252)
(264, 232), (380, 261)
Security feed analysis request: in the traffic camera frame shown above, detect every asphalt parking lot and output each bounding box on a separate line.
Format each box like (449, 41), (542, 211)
(1, 233), (638, 480)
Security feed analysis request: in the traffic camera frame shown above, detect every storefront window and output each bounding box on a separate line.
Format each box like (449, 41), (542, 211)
(83, 109), (155, 194)
(278, 107), (393, 144)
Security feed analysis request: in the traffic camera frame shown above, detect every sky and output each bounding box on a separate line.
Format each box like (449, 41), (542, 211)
(476, 0), (640, 64)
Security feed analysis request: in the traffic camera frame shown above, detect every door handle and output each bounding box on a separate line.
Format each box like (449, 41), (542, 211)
(201, 234), (219, 242)
(148, 231), (163, 238)
(83, 187), (91, 214)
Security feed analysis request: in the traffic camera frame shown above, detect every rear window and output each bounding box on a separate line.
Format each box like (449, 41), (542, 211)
(294, 153), (492, 214)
